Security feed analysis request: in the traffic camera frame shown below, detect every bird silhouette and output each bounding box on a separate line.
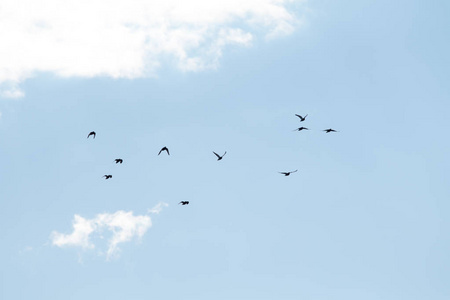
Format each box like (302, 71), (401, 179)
(179, 201), (189, 205)
(158, 147), (170, 155)
(279, 170), (298, 176)
(103, 175), (112, 179)
(293, 127), (309, 131)
(323, 128), (338, 133)
(213, 151), (227, 161)
(295, 114), (308, 122)
(87, 131), (96, 139)
(115, 159), (123, 164)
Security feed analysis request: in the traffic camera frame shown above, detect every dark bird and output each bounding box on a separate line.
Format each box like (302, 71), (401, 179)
(213, 151), (227, 161)
(323, 128), (338, 133)
(103, 175), (112, 179)
(293, 127), (309, 131)
(179, 201), (189, 205)
(114, 159), (123, 164)
(158, 147), (170, 155)
(87, 131), (96, 139)
(279, 170), (298, 176)
(295, 114), (308, 122)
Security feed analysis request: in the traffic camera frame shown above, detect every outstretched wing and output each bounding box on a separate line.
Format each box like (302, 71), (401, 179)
(213, 151), (220, 158)
(291, 170), (298, 173)
(159, 147), (169, 155)
(222, 151), (227, 157)
(279, 172), (288, 175)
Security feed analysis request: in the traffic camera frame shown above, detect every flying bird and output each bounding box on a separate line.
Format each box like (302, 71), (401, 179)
(213, 151), (227, 161)
(293, 127), (309, 131)
(179, 201), (189, 205)
(87, 131), (96, 139)
(103, 175), (112, 179)
(323, 128), (338, 133)
(158, 147), (170, 156)
(115, 159), (123, 164)
(279, 170), (298, 176)
(295, 114), (308, 122)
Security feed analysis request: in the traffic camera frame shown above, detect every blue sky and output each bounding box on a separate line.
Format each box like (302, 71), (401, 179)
(1, 0), (449, 299)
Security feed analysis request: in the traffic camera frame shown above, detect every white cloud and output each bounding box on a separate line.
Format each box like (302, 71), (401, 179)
(148, 202), (168, 214)
(19, 246), (34, 254)
(0, 0), (304, 97)
(0, 83), (24, 98)
(97, 211), (151, 259)
(51, 215), (96, 249)
(50, 206), (166, 259)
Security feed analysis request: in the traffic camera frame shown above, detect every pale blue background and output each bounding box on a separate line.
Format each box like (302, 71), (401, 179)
(1, 0), (449, 299)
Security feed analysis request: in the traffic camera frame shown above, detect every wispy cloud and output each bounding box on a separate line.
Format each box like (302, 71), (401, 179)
(148, 202), (169, 214)
(0, 84), (24, 99)
(0, 0), (305, 97)
(19, 246), (34, 254)
(50, 204), (167, 260)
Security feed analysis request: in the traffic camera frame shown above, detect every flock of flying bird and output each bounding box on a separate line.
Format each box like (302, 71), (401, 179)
(281, 114), (339, 176)
(86, 114), (338, 205)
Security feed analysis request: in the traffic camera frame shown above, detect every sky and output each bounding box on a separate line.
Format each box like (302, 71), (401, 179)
(0, 0), (449, 299)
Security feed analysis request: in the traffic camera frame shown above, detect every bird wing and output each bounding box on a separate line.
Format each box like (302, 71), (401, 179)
(304, 114), (308, 119)
(213, 152), (220, 158)
(158, 149), (163, 155)
(295, 114), (302, 118)
(222, 151), (227, 157)
(166, 148), (170, 155)
(291, 170), (298, 173)
(279, 172), (287, 175)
